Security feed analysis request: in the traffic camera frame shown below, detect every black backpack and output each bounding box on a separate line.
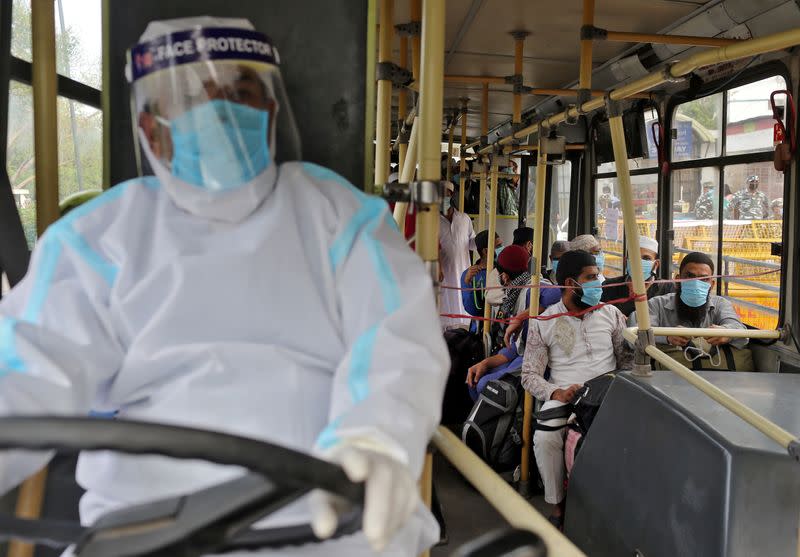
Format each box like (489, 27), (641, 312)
(441, 328), (485, 425)
(461, 373), (524, 472)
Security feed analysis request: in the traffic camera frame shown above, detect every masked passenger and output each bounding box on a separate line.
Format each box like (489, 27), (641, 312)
(628, 251), (747, 350)
(569, 234), (606, 282)
(0, 17), (448, 556)
(601, 236), (673, 317)
(522, 249), (632, 529)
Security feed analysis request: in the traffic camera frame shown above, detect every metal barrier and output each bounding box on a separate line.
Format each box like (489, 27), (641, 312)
(431, 426), (586, 557)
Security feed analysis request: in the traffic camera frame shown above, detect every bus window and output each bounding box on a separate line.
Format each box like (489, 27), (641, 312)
(671, 168), (720, 278)
(595, 173), (657, 279)
(56, 97), (103, 202)
(721, 164), (782, 329)
(7, 81), (35, 248)
(549, 161), (571, 245)
(672, 92), (723, 162)
(725, 75), (787, 157)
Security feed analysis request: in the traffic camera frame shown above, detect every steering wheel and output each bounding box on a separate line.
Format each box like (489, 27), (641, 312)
(0, 417), (364, 557)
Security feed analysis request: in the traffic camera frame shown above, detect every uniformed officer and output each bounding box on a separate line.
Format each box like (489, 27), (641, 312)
(730, 175), (769, 220)
(694, 181), (715, 219)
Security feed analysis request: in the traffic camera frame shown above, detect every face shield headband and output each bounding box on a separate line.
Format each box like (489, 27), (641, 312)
(128, 27), (301, 190)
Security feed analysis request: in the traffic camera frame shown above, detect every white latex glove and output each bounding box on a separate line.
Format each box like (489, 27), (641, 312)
(309, 446), (418, 552)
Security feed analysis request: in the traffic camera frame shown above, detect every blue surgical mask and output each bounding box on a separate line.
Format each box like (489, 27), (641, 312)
(168, 100), (271, 191)
(679, 279), (711, 307)
(551, 259), (559, 275)
(495, 246), (504, 258)
(578, 279), (603, 307)
(626, 259), (654, 281)
(594, 252), (605, 270)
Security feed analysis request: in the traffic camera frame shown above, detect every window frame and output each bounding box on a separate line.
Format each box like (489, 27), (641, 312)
(664, 60), (791, 329)
(590, 101), (662, 279)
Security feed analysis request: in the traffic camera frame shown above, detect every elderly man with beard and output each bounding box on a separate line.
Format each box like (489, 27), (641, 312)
(628, 251), (747, 349)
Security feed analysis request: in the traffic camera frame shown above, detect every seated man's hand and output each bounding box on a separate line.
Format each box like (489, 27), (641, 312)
(465, 264), (485, 283)
(310, 446), (418, 552)
(550, 383), (581, 403)
(466, 361), (489, 388)
(504, 311), (528, 348)
(706, 324), (732, 346)
(667, 327), (691, 347)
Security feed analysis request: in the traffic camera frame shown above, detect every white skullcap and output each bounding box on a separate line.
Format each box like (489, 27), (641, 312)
(638, 236), (659, 254)
(443, 181), (455, 193)
(138, 16), (255, 42)
(570, 234), (600, 252)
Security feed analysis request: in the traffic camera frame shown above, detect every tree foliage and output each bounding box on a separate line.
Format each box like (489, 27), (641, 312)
(8, 0), (103, 247)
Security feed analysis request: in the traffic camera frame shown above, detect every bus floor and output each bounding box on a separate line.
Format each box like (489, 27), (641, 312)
(430, 451), (549, 555)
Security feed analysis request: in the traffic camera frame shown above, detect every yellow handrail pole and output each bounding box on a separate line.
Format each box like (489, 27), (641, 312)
(478, 83), (489, 231)
(445, 74), (507, 84)
(519, 134), (548, 496)
(14, 3), (60, 554)
(416, 4), (445, 554)
(446, 125), (454, 181)
(486, 27), (800, 152)
(398, 34), (409, 173)
(600, 30), (742, 48)
(433, 427), (587, 556)
(393, 117), (419, 229)
(482, 163), (499, 339)
(458, 98), (468, 213)
(31, 0), (59, 235)
(627, 326), (782, 340)
(579, 0), (594, 94)
(374, 0), (394, 193)
(528, 88), (651, 100)
(511, 31), (528, 124)
(609, 106), (653, 374)
(410, 0), (422, 81)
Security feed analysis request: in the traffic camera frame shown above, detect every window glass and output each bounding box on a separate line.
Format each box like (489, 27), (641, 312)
(7, 81), (36, 248)
(10, 0), (31, 62)
(57, 97), (103, 200)
(671, 168), (720, 279)
(11, 0), (102, 89)
(596, 109), (660, 173)
(594, 174), (658, 278)
(720, 164), (782, 329)
(548, 161), (571, 245)
(725, 75), (788, 156)
(672, 93), (723, 162)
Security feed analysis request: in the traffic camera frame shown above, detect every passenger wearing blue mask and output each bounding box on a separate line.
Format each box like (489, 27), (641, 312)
(600, 236), (674, 317)
(522, 250), (632, 528)
(570, 234), (606, 282)
(0, 17), (450, 557)
(629, 251), (747, 350)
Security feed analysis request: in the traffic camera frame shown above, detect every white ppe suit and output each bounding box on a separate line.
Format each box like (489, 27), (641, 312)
(0, 158), (449, 555)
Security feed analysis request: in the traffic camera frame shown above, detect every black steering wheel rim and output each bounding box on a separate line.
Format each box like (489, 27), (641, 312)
(0, 416), (364, 556)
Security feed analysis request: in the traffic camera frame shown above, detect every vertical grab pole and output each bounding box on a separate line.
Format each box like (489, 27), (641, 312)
(374, 0), (394, 193)
(519, 132), (548, 496)
(578, 0), (595, 106)
(446, 123), (454, 181)
(458, 97), (469, 213)
(13, 3), (60, 554)
(478, 83), (489, 231)
(416, 3), (445, 555)
(398, 34), (409, 173)
(393, 118), (419, 230)
(511, 31), (529, 125)
(608, 99), (653, 375)
(410, 0), (422, 81)
(482, 162), (499, 339)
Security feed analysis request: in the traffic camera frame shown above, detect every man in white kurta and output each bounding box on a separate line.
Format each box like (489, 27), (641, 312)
(522, 250), (632, 527)
(439, 182), (476, 329)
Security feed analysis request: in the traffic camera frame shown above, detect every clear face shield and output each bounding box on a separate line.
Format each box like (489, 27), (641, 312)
(128, 27), (301, 191)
